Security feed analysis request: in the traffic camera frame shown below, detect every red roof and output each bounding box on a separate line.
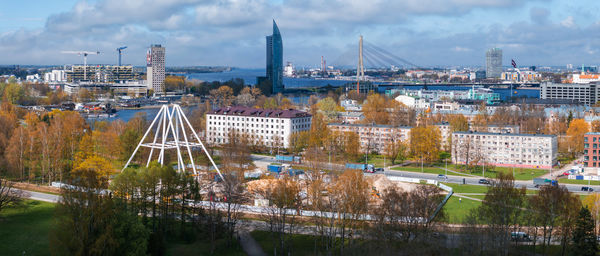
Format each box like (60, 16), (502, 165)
(209, 106), (311, 118)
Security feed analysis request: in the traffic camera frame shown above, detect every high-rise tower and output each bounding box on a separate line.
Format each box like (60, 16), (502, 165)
(486, 48), (502, 78)
(266, 20), (283, 94)
(147, 44), (165, 94)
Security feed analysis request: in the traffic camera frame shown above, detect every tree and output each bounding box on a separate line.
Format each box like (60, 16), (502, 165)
(209, 85), (234, 107)
(529, 184), (581, 255)
(316, 97), (341, 121)
(50, 169), (149, 256)
(566, 119), (590, 157)
(571, 207), (598, 256)
(0, 179), (24, 214)
(362, 93), (389, 124)
(409, 126), (441, 164)
(72, 155), (115, 179)
(592, 120), (600, 133)
(472, 172), (526, 255)
(263, 176), (301, 255)
(583, 193), (600, 234)
(384, 139), (408, 164)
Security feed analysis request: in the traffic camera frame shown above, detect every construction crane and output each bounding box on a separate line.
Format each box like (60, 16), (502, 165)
(61, 50), (100, 81)
(116, 46), (127, 66)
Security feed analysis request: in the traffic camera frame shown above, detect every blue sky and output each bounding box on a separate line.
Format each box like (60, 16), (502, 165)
(0, 0), (599, 68)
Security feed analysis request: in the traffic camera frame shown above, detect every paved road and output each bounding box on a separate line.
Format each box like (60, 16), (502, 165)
(16, 189), (60, 203)
(382, 169), (600, 193)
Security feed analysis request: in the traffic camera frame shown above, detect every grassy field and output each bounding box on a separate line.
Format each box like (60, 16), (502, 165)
(558, 178), (600, 186)
(391, 166), (470, 177)
(252, 230), (331, 256)
(0, 200), (245, 256)
(0, 200), (55, 255)
(446, 164), (547, 180)
(442, 196), (481, 224)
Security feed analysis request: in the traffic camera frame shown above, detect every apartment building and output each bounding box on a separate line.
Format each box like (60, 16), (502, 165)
(584, 133), (600, 169)
(205, 106), (311, 148)
(327, 123), (411, 153)
(451, 131), (557, 169)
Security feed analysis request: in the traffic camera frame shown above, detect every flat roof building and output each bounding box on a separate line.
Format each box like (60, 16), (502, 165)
(451, 131), (557, 169)
(540, 82), (599, 105)
(328, 123), (412, 154)
(206, 106), (311, 149)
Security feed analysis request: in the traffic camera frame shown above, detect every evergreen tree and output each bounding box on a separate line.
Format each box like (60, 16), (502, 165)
(572, 207), (598, 256)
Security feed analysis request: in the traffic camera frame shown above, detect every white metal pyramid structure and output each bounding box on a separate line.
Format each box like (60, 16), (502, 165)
(122, 104), (224, 180)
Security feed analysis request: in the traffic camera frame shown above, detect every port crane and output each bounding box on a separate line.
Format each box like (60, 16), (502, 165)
(61, 50), (100, 81)
(116, 46), (127, 66)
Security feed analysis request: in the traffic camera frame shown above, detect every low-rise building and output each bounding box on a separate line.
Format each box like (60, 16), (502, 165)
(205, 106), (312, 149)
(451, 131), (557, 169)
(338, 112), (364, 124)
(327, 123), (411, 153)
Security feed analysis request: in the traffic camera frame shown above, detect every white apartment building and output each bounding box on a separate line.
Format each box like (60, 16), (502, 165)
(327, 123), (412, 154)
(206, 106), (312, 149)
(451, 131), (557, 169)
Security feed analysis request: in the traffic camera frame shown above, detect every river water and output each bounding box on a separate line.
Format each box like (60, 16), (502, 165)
(99, 69), (539, 122)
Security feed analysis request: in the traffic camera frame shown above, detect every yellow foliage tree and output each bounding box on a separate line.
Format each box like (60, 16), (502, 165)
(583, 193), (600, 233)
(409, 126), (441, 164)
(72, 155), (114, 178)
(362, 94), (389, 124)
(566, 119), (589, 156)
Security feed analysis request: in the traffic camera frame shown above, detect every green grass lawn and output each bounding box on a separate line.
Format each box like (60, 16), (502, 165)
(251, 230), (334, 256)
(443, 196), (481, 224)
(558, 178), (600, 185)
(0, 200), (55, 255)
(446, 164), (547, 180)
(391, 166), (470, 177)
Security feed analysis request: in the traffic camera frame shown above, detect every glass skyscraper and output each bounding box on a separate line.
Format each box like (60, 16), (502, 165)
(266, 20), (283, 94)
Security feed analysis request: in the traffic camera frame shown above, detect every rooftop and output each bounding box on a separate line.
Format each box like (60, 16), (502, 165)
(328, 123), (412, 129)
(208, 106), (311, 118)
(453, 131), (556, 138)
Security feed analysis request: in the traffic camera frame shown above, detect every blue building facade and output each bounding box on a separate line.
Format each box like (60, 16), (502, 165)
(266, 20), (283, 94)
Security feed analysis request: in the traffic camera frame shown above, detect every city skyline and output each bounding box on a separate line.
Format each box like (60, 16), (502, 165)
(0, 0), (599, 68)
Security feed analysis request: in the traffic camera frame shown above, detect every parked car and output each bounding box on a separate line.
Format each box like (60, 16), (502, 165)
(437, 174), (447, 180)
(562, 171), (571, 176)
(374, 167), (384, 172)
(582, 186), (594, 192)
(478, 179), (490, 184)
(511, 232), (532, 242)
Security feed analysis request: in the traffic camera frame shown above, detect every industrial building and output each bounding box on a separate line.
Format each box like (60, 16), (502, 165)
(147, 44), (166, 94)
(451, 131), (557, 169)
(206, 106), (311, 149)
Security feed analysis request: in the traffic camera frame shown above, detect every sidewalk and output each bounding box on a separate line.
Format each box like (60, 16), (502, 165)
(238, 230), (266, 256)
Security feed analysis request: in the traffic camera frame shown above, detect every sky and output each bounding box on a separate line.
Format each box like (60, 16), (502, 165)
(0, 0), (599, 68)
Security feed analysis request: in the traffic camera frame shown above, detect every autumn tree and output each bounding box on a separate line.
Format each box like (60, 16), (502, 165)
(209, 85), (234, 107)
(362, 93), (389, 124)
(384, 139), (408, 165)
(332, 169), (370, 254)
(592, 120), (600, 133)
(409, 126), (441, 164)
(566, 118), (590, 157)
(583, 193), (600, 234)
(389, 101), (416, 127)
(263, 176), (301, 255)
(317, 97), (343, 121)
